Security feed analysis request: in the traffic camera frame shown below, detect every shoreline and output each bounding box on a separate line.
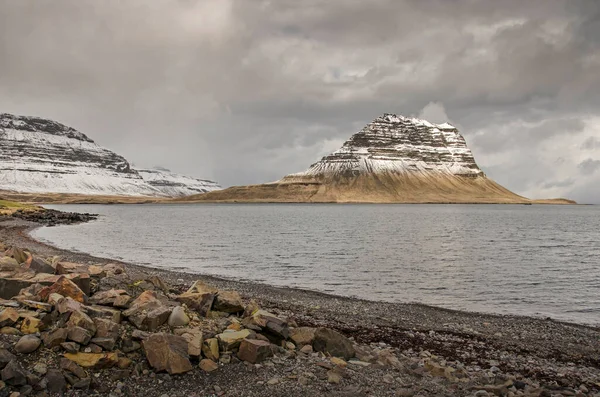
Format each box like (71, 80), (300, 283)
(25, 222), (600, 329)
(1, 217), (599, 395)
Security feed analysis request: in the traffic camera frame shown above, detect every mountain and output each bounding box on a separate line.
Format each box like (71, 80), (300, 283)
(0, 113), (219, 197)
(181, 113), (529, 203)
(135, 167), (221, 196)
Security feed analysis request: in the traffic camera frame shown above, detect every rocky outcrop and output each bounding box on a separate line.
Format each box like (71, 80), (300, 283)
(183, 113), (529, 203)
(0, 113), (220, 197)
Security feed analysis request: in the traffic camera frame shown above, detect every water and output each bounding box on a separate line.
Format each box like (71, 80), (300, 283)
(32, 204), (600, 325)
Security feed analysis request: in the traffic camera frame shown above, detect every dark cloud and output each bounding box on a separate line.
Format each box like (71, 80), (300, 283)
(578, 159), (600, 175)
(0, 0), (599, 202)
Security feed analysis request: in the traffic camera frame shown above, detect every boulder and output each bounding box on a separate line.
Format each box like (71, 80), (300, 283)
(186, 280), (218, 295)
(142, 333), (193, 375)
(38, 276), (87, 303)
(56, 296), (83, 314)
(290, 327), (317, 347)
(67, 326), (93, 345)
(55, 261), (88, 275)
(237, 339), (273, 364)
(61, 342), (80, 353)
(313, 328), (355, 360)
(24, 255), (55, 274)
(199, 359), (219, 372)
(250, 310), (289, 340)
(89, 289), (128, 306)
(0, 309), (19, 328)
(86, 305), (122, 323)
(90, 337), (116, 351)
(63, 352), (119, 369)
(4, 247), (28, 264)
(168, 306), (189, 327)
(20, 300), (52, 312)
(0, 360), (27, 386)
(216, 329), (252, 351)
(93, 318), (120, 339)
(88, 265), (107, 278)
(14, 335), (41, 354)
(176, 293), (214, 317)
(113, 294), (131, 308)
(60, 357), (87, 379)
(0, 257), (19, 272)
(20, 316), (43, 334)
(42, 328), (69, 348)
(173, 328), (203, 358)
(67, 310), (96, 334)
(123, 291), (171, 331)
(45, 369), (67, 394)
(0, 350), (16, 370)
(214, 291), (244, 313)
(202, 338), (219, 361)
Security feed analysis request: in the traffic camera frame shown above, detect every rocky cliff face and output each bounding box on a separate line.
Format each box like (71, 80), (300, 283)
(283, 114), (483, 182)
(0, 113), (219, 197)
(135, 168), (221, 197)
(184, 113), (527, 203)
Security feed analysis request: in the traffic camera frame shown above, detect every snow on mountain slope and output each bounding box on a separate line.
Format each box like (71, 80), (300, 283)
(281, 113), (484, 182)
(135, 168), (221, 197)
(0, 113), (219, 197)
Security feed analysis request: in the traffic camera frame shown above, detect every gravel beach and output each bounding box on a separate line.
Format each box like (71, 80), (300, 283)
(0, 214), (598, 397)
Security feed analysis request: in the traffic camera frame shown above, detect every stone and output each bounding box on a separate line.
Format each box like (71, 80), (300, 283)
(176, 293), (214, 317)
(313, 328), (355, 360)
(56, 296), (82, 314)
(67, 310), (96, 335)
(331, 357), (347, 367)
(216, 329), (252, 351)
(86, 305), (122, 323)
(24, 256), (54, 275)
(63, 352), (119, 369)
(45, 369), (67, 394)
(121, 339), (141, 353)
(167, 306), (189, 328)
(55, 261), (87, 275)
(14, 335), (41, 354)
(85, 343), (102, 353)
(93, 318), (120, 339)
(327, 368), (343, 384)
(88, 265), (106, 278)
(4, 248), (28, 265)
(237, 339), (273, 364)
(20, 317), (42, 335)
(89, 289), (128, 306)
(300, 345), (313, 354)
(202, 338), (220, 361)
(60, 357), (87, 379)
(21, 299), (52, 312)
(199, 359), (219, 372)
(173, 328), (203, 358)
(42, 328), (68, 348)
(123, 291), (171, 331)
(113, 294), (131, 308)
(72, 377), (91, 389)
(142, 333), (192, 375)
(213, 291), (244, 313)
(68, 326), (93, 345)
(186, 280), (218, 295)
(0, 361), (27, 386)
(38, 276), (86, 303)
(0, 257), (19, 272)
(61, 341), (80, 353)
(32, 363), (47, 376)
(0, 309), (19, 328)
(250, 310), (289, 339)
(47, 293), (64, 305)
(0, 350), (16, 370)
(0, 328), (20, 336)
(90, 337), (116, 351)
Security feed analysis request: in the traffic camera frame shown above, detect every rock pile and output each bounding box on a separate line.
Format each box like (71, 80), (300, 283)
(0, 245), (361, 395)
(1, 208), (97, 227)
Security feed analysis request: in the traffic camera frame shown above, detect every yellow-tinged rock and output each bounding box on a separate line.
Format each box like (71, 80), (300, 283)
(227, 323), (243, 331)
(21, 317), (42, 334)
(216, 329), (251, 351)
(202, 338), (219, 361)
(0, 308), (19, 327)
(331, 357), (347, 368)
(63, 352), (119, 369)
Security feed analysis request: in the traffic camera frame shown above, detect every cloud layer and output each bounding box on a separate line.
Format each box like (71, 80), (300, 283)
(1, 0), (599, 203)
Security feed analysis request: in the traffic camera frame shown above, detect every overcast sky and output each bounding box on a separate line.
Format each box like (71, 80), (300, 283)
(1, 0), (599, 203)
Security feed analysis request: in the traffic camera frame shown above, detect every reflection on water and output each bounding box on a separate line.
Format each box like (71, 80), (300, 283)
(33, 203), (600, 325)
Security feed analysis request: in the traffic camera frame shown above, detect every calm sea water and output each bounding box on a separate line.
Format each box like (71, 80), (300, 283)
(32, 204), (600, 325)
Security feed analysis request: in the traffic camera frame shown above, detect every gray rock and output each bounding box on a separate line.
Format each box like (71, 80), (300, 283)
(45, 369), (67, 394)
(14, 335), (41, 354)
(0, 360), (27, 386)
(168, 306), (189, 328)
(313, 328), (355, 360)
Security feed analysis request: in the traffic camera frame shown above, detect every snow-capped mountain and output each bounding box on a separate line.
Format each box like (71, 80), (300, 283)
(0, 113), (219, 197)
(282, 113), (484, 182)
(184, 113), (527, 203)
(135, 167), (221, 196)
